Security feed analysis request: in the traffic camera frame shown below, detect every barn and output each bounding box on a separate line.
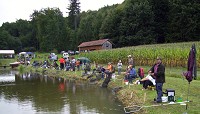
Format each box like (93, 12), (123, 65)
(78, 39), (112, 52)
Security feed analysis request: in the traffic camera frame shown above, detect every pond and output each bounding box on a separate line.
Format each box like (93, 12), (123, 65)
(0, 69), (124, 114)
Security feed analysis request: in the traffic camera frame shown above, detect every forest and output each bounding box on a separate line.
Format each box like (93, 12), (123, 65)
(0, 0), (199, 53)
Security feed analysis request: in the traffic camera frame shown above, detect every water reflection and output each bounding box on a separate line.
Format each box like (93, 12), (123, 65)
(0, 70), (124, 114)
(0, 70), (17, 83)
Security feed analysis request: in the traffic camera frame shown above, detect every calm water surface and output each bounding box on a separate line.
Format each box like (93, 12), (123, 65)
(0, 69), (124, 114)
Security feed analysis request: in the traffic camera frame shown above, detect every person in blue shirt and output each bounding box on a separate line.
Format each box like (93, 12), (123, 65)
(126, 65), (137, 84)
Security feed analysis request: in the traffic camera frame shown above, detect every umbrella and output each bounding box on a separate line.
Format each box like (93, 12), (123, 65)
(183, 44), (197, 83)
(182, 44), (197, 110)
(77, 57), (91, 63)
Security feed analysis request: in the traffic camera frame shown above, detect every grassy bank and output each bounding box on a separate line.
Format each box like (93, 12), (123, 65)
(0, 59), (16, 66)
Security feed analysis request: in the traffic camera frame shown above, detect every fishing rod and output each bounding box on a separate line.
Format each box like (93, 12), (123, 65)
(124, 101), (191, 114)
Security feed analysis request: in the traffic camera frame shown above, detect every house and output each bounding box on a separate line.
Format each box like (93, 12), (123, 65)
(0, 50), (15, 58)
(78, 39), (113, 52)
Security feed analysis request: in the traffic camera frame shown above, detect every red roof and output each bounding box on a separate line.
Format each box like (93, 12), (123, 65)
(78, 39), (109, 48)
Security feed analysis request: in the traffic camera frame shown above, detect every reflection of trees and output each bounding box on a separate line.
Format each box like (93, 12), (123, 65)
(1, 73), (123, 113)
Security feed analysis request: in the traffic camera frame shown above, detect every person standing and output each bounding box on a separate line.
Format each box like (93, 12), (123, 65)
(149, 56), (165, 103)
(59, 57), (65, 70)
(71, 57), (76, 71)
(128, 55), (135, 68)
(76, 59), (81, 71)
(117, 60), (123, 75)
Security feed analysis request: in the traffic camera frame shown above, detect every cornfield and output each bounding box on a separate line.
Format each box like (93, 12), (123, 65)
(79, 42), (200, 68)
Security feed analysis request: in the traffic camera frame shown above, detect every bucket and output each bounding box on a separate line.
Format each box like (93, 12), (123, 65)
(112, 74), (116, 79)
(162, 96), (168, 102)
(124, 80), (129, 85)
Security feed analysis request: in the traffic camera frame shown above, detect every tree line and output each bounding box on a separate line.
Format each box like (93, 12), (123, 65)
(0, 0), (199, 53)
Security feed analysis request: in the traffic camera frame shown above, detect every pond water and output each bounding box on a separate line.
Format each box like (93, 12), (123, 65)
(0, 69), (124, 114)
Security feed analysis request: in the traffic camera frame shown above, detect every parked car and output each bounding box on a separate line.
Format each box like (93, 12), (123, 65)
(68, 50), (75, 55)
(75, 51), (79, 55)
(60, 51), (66, 54)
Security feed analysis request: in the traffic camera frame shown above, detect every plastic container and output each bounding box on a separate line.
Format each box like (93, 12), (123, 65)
(124, 80), (129, 85)
(162, 96), (168, 102)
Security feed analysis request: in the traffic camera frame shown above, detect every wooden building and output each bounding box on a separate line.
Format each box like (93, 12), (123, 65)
(78, 39), (112, 52)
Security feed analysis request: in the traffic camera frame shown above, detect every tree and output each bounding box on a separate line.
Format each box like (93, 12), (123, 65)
(149, 0), (169, 43)
(166, 0), (200, 42)
(30, 8), (69, 52)
(67, 0), (81, 30)
(0, 30), (9, 49)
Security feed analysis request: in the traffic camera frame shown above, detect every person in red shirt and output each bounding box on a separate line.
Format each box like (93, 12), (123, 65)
(59, 57), (65, 70)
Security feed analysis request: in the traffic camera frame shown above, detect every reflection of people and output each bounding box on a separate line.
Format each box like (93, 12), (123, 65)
(149, 56), (165, 103)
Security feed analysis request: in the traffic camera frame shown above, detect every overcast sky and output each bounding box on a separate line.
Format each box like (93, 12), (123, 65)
(0, 0), (124, 26)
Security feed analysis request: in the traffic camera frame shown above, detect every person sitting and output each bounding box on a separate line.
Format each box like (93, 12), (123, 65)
(104, 62), (113, 78)
(102, 62), (113, 88)
(52, 61), (59, 70)
(32, 60), (40, 67)
(125, 65), (137, 84)
(134, 74), (156, 90)
(83, 62), (91, 75)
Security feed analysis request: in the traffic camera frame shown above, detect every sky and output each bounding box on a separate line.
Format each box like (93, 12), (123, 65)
(0, 0), (124, 26)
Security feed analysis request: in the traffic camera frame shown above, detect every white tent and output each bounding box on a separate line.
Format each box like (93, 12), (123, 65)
(0, 50), (15, 58)
(0, 50), (15, 54)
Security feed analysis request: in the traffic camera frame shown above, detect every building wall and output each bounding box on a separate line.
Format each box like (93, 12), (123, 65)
(79, 41), (112, 52)
(102, 41), (112, 49)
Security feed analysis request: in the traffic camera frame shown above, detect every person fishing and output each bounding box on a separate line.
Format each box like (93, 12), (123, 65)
(149, 56), (165, 103)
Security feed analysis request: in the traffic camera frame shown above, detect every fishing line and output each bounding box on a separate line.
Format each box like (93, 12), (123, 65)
(124, 101), (189, 113)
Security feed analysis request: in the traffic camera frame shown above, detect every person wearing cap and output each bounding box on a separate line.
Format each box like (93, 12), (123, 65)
(125, 65), (137, 84)
(149, 56), (165, 103)
(128, 55), (135, 68)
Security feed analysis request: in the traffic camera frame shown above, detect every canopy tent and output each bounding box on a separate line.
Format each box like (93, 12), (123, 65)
(0, 50), (15, 54)
(0, 50), (15, 58)
(77, 57), (91, 64)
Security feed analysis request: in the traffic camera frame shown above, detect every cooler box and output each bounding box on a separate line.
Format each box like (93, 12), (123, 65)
(166, 89), (175, 102)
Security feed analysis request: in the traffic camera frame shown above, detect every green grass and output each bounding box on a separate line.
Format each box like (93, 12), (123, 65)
(110, 65), (200, 114)
(0, 59), (16, 66)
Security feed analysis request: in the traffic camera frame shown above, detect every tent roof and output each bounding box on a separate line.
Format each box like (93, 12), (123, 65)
(0, 50), (15, 54)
